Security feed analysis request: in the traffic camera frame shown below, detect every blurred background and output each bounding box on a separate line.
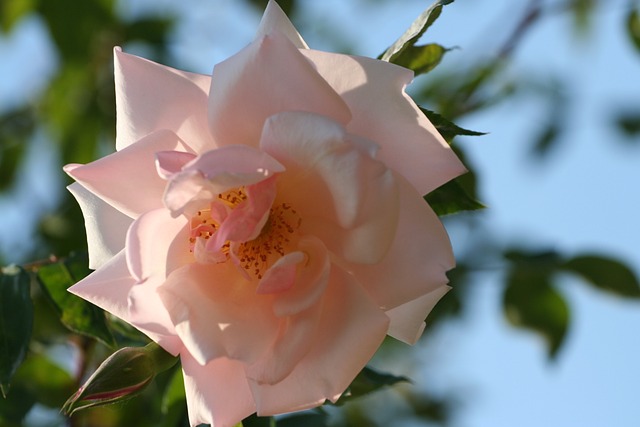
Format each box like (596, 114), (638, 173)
(0, 0), (639, 426)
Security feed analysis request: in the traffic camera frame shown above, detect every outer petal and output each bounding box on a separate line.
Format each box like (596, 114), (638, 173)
(301, 49), (466, 195)
(68, 182), (132, 270)
(181, 352), (255, 427)
(68, 251), (182, 354)
(114, 47), (214, 152)
(65, 130), (193, 218)
(256, 0), (308, 48)
(349, 174), (455, 311)
(248, 265), (389, 415)
(208, 32), (351, 149)
(385, 285), (450, 345)
(158, 262), (278, 366)
(261, 112), (398, 264)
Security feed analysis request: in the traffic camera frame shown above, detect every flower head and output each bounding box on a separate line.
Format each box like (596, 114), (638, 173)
(64, 2), (465, 426)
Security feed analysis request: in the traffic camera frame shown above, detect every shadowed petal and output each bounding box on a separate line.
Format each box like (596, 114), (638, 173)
(68, 183), (132, 270)
(385, 285), (450, 344)
(208, 32), (351, 149)
(114, 47), (214, 153)
(349, 174), (454, 311)
(301, 49), (466, 195)
(181, 352), (256, 427)
(249, 266), (388, 415)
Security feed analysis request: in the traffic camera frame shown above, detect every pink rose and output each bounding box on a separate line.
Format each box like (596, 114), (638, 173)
(64, 2), (465, 426)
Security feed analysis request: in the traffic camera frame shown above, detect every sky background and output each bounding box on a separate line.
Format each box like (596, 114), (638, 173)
(1, 1), (639, 426)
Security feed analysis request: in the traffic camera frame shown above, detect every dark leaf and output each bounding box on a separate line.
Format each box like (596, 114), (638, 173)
(277, 411), (328, 427)
(392, 43), (449, 76)
(420, 108), (485, 142)
(12, 353), (75, 407)
(503, 267), (569, 358)
(334, 366), (410, 406)
(425, 178), (485, 216)
(0, 0), (34, 33)
(380, 0), (454, 62)
(561, 255), (640, 298)
(0, 384), (35, 424)
(614, 110), (640, 137)
(0, 265), (33, 397)
(36, 253), (115, 346)
(160, 367), (187, 427)
(628, 8), (640, 52)
(242, 413), (276, 427)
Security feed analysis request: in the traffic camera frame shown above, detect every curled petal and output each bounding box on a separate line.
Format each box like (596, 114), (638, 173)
(125, 208), (190, 283)
(301, 49), (466, 194)
(208, 31), (351, 149)
(181, 352), (255, 427)
(155, 151), (197, 179)
(256, 251), (305, 295)
(385, 285), (450, 345)
(261, 112), (399, 264)
(249, 266), (389, 415)
(163, 145), (283, 217)
(114, 47), (214, 152)
(65, 130), (193, 218)
(159, 262), (278, 366)
(67, 183), (132, 270)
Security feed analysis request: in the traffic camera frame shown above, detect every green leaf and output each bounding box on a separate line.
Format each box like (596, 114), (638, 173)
(420, 108), (485, 142)
(0, 265), (33, 397)
(0, 0), (34, 33)
(392, 43), (449, 76)
(334, 366), (409, 406)
(503, 268), (569, 358)
(277, 411), (328, 427)
(36, 253), (115, 347)
(614, 110), (640, 136)
(160, 367), (187, 427)
(425, 178), (485, 216)
(561, 255), (640, 298)
(380, 0), (453, 62)
(628, 8), (640, 52)
(12, 353), (75, 407)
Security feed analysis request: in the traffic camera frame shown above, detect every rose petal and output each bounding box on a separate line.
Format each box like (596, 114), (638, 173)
(155, 150), (197, 179)
(125, 208), (190, 283)
(256, 0), (308, 48)
(114, 47), (214, 152)
(385, 285), (450, 344)
(164, 145), (284, 217)
(65, 129), (193, 218)
(301, 49), (466, 195)
(181, 352), (255, 427)
(249, 265), (389, 415)
(158, 262), (278, 366)
(68, 251), (182, 354)
(256, 251), (305, 295)
(349, 174), (455, 311)
(260, 111), (399, 264)
(67, 182), (132, 270)
(208, 31), (351, 149)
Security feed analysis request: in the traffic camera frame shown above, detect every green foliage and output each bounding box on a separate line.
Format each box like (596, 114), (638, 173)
(36, 253), (115, 347)
(0, 266), (33, 397)
(421, 108), (486, 143)
(392, 43), (450, 76)
(380, 0), (453, 63)
(425, 178), (485, 216)
(334, 366), (410, 406)
(628, 7), (640, 52)
(561, 255), (640, 298)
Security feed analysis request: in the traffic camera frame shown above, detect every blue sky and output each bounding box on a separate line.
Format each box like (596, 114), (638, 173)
(1, 1), (639, 426)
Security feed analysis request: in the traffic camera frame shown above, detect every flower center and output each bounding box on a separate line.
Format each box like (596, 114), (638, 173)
(188, 187), (302, 279)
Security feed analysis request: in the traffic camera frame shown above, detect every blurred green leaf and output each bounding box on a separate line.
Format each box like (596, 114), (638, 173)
(628, 8), (640, 52)
(392, 43), (449, 76)
(0, 109), (36, 191)
(503, 261), (569, 359)
(160, 366), (187, 427)
(12, 353), (75, 407)
(562, 254), (640, 298)
(0, 384), (35, 425)
(36, 253), (115, 347)
(246, 0), (297, 17)
(380, 0), (453, 62)
(0, 0), (34, 33)
(614, 110), (640, 137)
(425, 178), (485, 216)
(421, 107), (485, 142)
(277, 411), (328, 427)
(570, 0), (595, 34)
(0, 266), (33, 397)
(334, 366), (409, 406)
